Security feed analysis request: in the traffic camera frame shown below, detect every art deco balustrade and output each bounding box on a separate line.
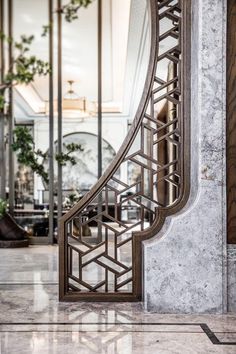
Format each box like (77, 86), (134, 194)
(59, 0), (191, 301)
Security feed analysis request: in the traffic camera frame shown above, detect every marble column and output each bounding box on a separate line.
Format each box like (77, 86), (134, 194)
(228, 245), (236, 312)
(143, 0), (227, 313)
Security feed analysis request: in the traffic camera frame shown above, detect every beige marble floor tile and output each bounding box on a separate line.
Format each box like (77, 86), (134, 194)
(0, 246), (236, 354)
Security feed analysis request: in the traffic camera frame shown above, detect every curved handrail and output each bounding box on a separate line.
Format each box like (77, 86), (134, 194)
(59, 0), (158, 224)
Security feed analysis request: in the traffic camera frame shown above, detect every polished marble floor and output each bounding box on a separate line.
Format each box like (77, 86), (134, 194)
(0, 246), (236, 353)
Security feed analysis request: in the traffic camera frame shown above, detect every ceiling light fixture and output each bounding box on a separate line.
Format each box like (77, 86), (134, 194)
(64, 80), (79, 100)
(63, 80), (87, 112)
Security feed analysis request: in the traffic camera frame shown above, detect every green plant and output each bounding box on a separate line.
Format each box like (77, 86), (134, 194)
(55, 143), (84, 166)
(12, 127), (49, 183)
(68, 192), (81, 205)
(60, 0), (93, 22)
(0, 34), (50, 110)
(0, 198), (7, 218)
(12, 127), (83, 184)
(0, 0), (92, 186)
(41, 0), (94, 36)
(0, 0), (94, 108)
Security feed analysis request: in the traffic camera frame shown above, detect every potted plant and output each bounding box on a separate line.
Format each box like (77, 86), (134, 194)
(0, 198), (7, 219)
(0, 198), (28, 246)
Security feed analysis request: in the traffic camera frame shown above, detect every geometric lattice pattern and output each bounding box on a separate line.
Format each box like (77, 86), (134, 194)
(60, 0), (186, 299)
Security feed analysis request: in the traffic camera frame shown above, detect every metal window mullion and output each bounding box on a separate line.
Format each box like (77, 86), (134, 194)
(97, 0), (103, 243)
(49, 0), (54, 244)
(8, 0), (14, 215)
(97, 0), (102, 180)
(0, 0), (5, 200)
(57, 0), (63, 223)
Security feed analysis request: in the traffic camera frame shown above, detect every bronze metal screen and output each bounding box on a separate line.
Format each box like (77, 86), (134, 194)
(59, 0), (191, 302)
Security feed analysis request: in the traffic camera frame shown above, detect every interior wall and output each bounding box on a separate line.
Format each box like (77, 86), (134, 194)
(33, 116), (127, 201)
(143, 0), (227, 314)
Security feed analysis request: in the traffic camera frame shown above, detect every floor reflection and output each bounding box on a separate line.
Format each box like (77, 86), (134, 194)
(1, 329), (236, 354)
(0, 246), (236, 353)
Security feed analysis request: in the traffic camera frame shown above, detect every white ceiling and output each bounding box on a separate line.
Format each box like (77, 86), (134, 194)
(12, 0), (175, 121)
(13, 0), (131, 104)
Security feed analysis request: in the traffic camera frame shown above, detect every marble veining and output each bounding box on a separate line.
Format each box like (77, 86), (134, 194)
(143, 0), (227, 313)
(0, 284), (236, 353)
(0, 246), (236, 353)
(0, 330), (235, 354)
(227, 245), (236, 312)
(0, 246), (58, 284)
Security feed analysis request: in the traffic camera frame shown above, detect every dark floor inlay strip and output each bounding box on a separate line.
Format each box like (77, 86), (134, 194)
(0, 282), (58, 285)
(200, 324), (236, 346)
(0, 330), (205, 333)
(0, 322), (235, 345)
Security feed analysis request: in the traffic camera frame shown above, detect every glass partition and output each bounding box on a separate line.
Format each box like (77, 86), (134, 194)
(6, 0), (151, 243)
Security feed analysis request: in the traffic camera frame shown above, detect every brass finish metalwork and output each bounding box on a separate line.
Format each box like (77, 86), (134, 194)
(227, 0), (236, 244)
(59, 0), (191, 301)
(57, 0), (63, 221)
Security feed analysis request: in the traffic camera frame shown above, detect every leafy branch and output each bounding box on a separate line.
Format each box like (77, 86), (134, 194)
(55, 143), (84, 166)
(12, 127), (83, 184)
(0, 1), (92, 190)
(0, 0), (94, 106)
(41, 25), (51, 37)
(42, 0), (94, 36)
(0, 198), (7, 218)
(12, 127), (49, 184)
(60, 0), (93, 22)
(0, 33), (50, 109)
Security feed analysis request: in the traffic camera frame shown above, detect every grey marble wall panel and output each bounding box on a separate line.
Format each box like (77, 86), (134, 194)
(143, 0), (227, 313)
(228, 245), (236, 312)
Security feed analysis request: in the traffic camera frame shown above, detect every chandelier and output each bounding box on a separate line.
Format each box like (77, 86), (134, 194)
(63, 80), (87, 112)
(45, 80), (96, 117)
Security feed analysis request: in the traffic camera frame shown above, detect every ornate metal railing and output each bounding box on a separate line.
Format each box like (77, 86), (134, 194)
(59, 0), (191, 301)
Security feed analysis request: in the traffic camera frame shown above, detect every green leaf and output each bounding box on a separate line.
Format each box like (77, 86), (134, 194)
(0, 198), (7, 218)
(12, 127), (49, 184)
